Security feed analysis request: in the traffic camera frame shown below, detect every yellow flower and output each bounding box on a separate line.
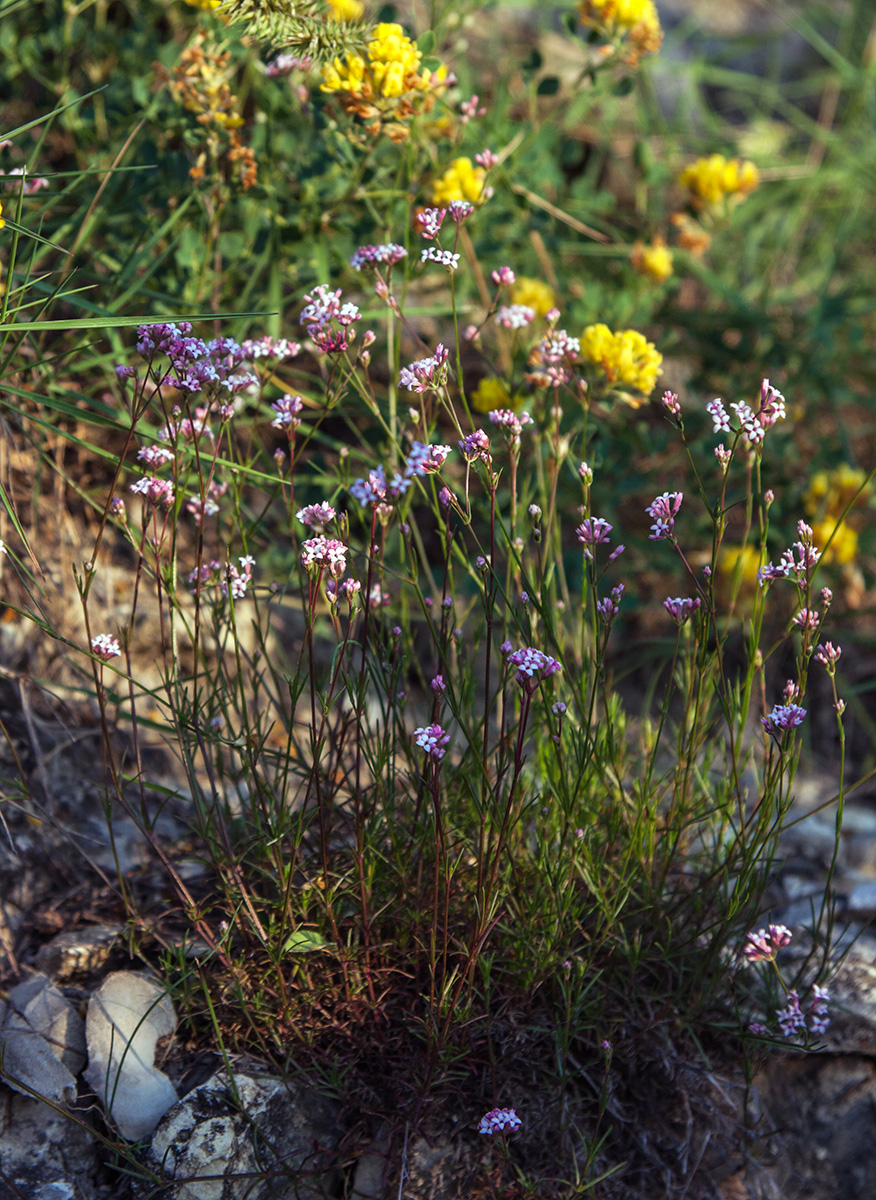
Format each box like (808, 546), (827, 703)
(322, 22), (440, 101)
(326, 0), (364, 20)
(0, 199), (5, 230)
(812, 518), (858, 566)
(678, 154), (759, 208)
(579, 0), (662, 62)
(184, 0), (223, 9)
(432, 156), (486, 205)
(471, 378), (524, 414)
(804, 464), (871, 519)
(580, 323), (662, 401)
(510, 277), (556, 317)
(631, 237), (673, 283)
(716, 544), (762, 611)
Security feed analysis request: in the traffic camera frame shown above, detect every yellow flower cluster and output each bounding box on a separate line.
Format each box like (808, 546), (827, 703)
(804, 464), (872, 566)
(579, 0), (662, 64)
(432, 157), (486, 205)
(184, 0), (223, 10)
(322, 23), (437, 101)
(471, 378), (524, 414)
(0, 199), (5, 231)
(678, 155), (759, 208)
(580, 323), (662, 401)
(631, 237), (673, 283)
(510, 277), (556, 317)
(159, 36), (257, 189)
(326, 0), (364, 19)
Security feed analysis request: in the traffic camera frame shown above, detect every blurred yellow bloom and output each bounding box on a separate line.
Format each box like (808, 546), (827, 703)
(812, 518), (858, 566)
(716, 544), (762, 611)
(432, 156), (486, 205)
(184, 0), (223, 9)
(322, 22), (440, 101)
(804, 464), (871, 518)
(579, 0), (662, 63)
(510, 277), (556, 317)
(631, 237), (673, 283)
(678, 155), (759, 208)
(0, 199), (5, 230)
(580, 323), (662, 400)
(326, 0), (364, 19)
(471, 378), (524, 414)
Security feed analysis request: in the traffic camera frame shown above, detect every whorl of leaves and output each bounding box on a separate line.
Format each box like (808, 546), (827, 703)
(219, 0), (370, 62)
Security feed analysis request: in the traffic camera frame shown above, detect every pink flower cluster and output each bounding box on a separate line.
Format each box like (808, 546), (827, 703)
(759, 521), (821, 586)
(301, 537), (347, 579)
(299, 284), (361, 353)
(129, 476), (175, 507)
(398, 345), (449, 393)
(421, 246), (460, 271)
(664, 596), (701, 625)
(350, 243), (407, 271)
(415, 207), (446, 239)
(706, 380), (786, 447)
(478, 1107), (521, 1135)
(91, 634), (121, 661)
(270, 394), (304, 432)
(777, 986), (830, 1038)
(413, 724), (450, 760)
(296, 503), (337, 529)
(743, 924), (792, 962)
(495, 304), (535, 330)
(507, 646), (561, 690)
(761, 703), (807, 736)
(646, 491), (683, 540)
(488, 409), (533, 442)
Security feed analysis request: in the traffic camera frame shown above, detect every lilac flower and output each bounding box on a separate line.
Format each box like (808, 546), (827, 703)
(495, 304), (535, 330)
(431, 675), (445, 694)
(815, 642), (842, 671)
(747, 1022), (770, 1036)
(507, 646), (561, 691)
(808, 985), (830, 1036)
(350, 243), (407, 270)
(137, 445), (175, 470)
(264, 52), (312, 75)
(777, 990), (807, 1038)
(576, 518), (612, 556)
(715, 444), (732, 472)
(350, 465), (410, 508)
(225, 556), (255, 600)
(578, 462), (593, 485)
(405, 441), (452, 477)
(478, 1108), (521, 1135)
(129, 476), (174, 507)
(757, 378), (786, 430)
(551, 701), (566, 716)
(743, 924), (792, 963)
(448, 200), (475, 223)
(792, 607), (820, 631)
(475, 149), (498, 169)
(115, 365), (135, 381)
(646, 491), (683, 540)
(759, 523), (821, 587)
(661, 391), (681, 416)
(761, 704), (807, 736)
(731, 401), (764, 446)
(270, 394), (304, 431)
(301, 537), (347, 580)
(664, 597), (701, 625)
(413, 724), (450, 760)
(488, 410), (533, 442)
(459, 94), (486, 123)
(458, 429), (491, 464)
(706, 399), (730, 433)
(296, 503), (337, 529)
(242, 336), (300, 360)
(491, 266), (516, 287)
(415, 207), (447, 239)
(186, 496), (220, 526)
(91, 634), (122, 661)
(398, 345), (449, 393)
(421, 246), (460, 271)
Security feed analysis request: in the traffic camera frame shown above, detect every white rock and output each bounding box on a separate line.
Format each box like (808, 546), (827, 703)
(83, 971), (177, 1141)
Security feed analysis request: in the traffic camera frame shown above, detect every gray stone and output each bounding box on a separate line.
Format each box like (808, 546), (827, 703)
(142, 1068), (340, 1200)
(0, 1001), (78, 1103)
(0, 1090), (100, 1200)
(83, 971), (178, 1142)
(35, 924), (123, 980)
(847, 881), (876, 921)
(8, 972), (87, 1074)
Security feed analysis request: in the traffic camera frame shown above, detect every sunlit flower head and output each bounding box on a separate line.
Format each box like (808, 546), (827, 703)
(432, 157), (487, 206)
(580, 324), (662, 401)
(510, 277), (556, 318)
(679, 154), (759, 208)
(631, 236), (673, 283)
